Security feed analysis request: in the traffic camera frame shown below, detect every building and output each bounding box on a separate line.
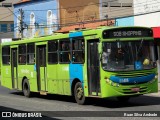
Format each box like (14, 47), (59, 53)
(58, 0), (133, 32)
(0, 0), (19, 41)
(59, 0), (100, 26)
(100, 0), (133, 19)
(14, 0), (59, 38)
(13, 0), (134, 36)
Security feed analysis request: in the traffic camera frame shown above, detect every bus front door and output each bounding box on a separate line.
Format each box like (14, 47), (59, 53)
(36, 45), (47, 92)
(87, 40), (100, 96)
(11, 48), (18, 89)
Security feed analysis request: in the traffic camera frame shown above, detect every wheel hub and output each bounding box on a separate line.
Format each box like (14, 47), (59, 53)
(77, 87), (83, 99)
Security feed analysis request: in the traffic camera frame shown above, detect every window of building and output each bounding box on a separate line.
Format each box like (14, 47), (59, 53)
(122, 3), (132, 7)
(102, 1), (132, 8)
(59, 40), (70, 63)
(2, 46), (10, 65)
(72, 38), (85, 63)
(48, 41), (58, 64)
(0, 24), (14, 32)
(10, 24), (14, 32)
(102, 2), (108, 7)
(2, 3), (12, 7)
(18, 44), (26, 64)
(27, 43), (35, 64)
(109, 3), (121, 7)
(0, 24), (7, 32)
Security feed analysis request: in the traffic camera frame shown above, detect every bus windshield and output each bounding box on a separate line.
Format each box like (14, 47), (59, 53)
(102, 41), (156, 71)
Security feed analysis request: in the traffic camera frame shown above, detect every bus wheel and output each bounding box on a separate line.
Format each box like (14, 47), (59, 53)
(22, 79), (31, 97)
(74, 82), (86, 105)
(117, 96), (130, 102)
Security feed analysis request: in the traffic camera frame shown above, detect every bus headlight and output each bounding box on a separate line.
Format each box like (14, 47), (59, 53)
(105, 77), (119, 87)
(106, 79), (110, 83)
(116, 83), (120, 87)
(155, 75), (158, 79)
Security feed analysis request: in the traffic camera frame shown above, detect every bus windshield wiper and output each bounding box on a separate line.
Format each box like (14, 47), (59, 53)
(137, 39), (144, 57)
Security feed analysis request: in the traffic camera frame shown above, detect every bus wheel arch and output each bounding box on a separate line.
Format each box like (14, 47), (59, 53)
(22, 76), (27, 89)
(71, 79), (86, 105)
(71, 78), (82, 96)
(22, 77), (31, 97)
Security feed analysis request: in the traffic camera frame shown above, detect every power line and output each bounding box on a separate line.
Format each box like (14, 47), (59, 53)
(0, 13), (13, 20)
(23, 2), (101, 11)
(6, 7), (19, 20)
(4, 1), (160, 30)
(14, 1), (160, 23)
(0, 11), (15, 15)
(20, 1), (160, 12)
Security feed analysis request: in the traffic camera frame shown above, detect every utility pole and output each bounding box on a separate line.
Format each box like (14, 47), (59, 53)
(105, 15), (109, 26)
(19, 8), (24, 38)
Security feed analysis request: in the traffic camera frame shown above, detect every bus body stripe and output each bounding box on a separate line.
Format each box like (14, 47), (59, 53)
(69, 32), (83, 88)
(69, 64), (84, 86)
(110, 74), (155, 84)
(69, 32), (83, 38)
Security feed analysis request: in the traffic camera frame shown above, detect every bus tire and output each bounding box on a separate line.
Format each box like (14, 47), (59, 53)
(117, 96), (130, 102)
(74, 82), (86, 105)
(22, 79), (31, 97)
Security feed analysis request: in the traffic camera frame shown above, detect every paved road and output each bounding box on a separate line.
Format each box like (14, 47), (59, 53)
(0, 85), (160, 120)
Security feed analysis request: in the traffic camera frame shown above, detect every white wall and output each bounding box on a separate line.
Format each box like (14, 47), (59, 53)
(134, 0), (160, 27)
(134, 12), (160, 27)
(134, 0), (160, 14)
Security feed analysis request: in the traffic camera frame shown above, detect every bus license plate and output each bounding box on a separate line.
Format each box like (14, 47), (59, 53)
(131, 88), (140, 92)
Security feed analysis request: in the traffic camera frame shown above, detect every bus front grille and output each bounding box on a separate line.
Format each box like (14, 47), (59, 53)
(122, 87), (147, 94)
(115, 71), (153, 78)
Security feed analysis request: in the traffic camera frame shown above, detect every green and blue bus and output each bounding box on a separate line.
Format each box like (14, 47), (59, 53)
(0, 26), (158, 104)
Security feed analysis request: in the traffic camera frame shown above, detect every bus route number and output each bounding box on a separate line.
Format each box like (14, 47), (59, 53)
(119, 78), (129, 83)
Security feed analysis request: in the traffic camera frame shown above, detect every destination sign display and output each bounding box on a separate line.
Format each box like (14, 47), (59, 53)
(103, 28), (153, 39)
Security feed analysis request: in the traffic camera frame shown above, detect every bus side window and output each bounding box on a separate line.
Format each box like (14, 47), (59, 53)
(2, 46), (10, 65)
(48, 41), (58, 64)
(59, 40), (70, 63)
(27, 43), (35, 64)
(18, 44), (26, 64)
(72, 38), (84, 63)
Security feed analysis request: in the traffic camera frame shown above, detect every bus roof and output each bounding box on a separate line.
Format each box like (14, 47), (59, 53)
(1, 26), (152, 46)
